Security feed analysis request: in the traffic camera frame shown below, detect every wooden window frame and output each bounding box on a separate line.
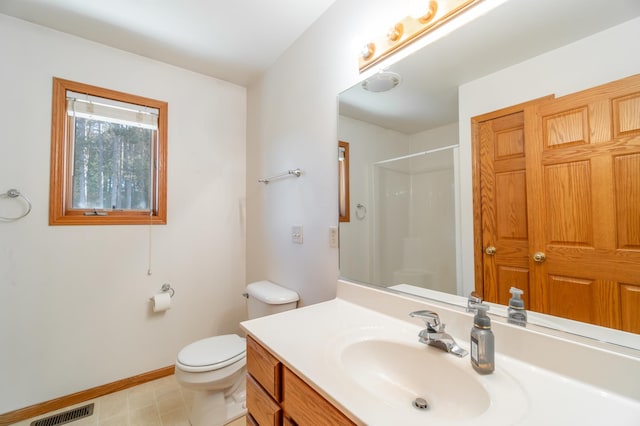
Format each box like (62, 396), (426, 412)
(339, 141), (350, 222)
(49, 77), (167, 225)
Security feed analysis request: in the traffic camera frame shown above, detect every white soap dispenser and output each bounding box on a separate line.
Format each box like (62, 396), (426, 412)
(470, 303), (494, 374)
(508, 286), (527, 327)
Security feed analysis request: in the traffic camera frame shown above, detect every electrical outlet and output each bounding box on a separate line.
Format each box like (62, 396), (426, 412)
(292, 225), (303, 244)
(329, 226), (338, 248)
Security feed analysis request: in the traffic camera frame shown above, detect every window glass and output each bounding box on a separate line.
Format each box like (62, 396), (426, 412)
(68, 92), (157, 211)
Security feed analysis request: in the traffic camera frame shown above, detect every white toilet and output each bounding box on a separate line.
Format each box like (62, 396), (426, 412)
(175, 281), (299, 426)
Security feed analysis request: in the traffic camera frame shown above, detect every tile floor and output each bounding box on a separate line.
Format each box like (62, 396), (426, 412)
(12, 375), (246, 426)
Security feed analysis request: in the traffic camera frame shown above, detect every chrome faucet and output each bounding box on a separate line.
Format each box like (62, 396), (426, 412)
(466, 292), (483, 313)
(409, 310), (468, 357)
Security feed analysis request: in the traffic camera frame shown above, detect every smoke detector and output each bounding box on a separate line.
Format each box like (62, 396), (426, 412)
(361, 71), (402, 93)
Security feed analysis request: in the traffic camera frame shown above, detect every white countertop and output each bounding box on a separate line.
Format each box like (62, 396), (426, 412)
(240, 281), (640, 425)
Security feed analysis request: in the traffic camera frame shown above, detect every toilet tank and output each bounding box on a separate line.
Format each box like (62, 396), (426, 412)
(246, 281), (299, 319)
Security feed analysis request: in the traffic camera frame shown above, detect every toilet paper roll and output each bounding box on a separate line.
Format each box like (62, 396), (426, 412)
(152, 292), (171, 312)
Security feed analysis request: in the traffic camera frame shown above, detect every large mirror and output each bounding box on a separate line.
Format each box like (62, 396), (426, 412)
(338, 0), (640, 349)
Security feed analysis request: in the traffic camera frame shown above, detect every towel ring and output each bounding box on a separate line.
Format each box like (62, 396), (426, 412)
(0, 189), (32, 221)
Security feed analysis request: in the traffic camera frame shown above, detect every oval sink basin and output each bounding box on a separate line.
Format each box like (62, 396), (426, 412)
(341, 339), (489, 420)
(327, 326), (529, 424)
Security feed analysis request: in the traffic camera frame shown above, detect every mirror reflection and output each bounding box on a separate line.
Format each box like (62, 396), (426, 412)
(371, 147), (457, 294)
(338, 141), (350, 222)
(338, 0), (640, 347)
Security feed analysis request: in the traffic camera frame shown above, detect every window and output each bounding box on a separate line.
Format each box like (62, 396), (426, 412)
(49, 78), (167, 225)
(338, 141), (350, 222)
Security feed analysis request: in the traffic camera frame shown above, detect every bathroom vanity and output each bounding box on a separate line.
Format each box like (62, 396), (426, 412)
(245, 336), (354, 425)
(241, 280), (640, 425)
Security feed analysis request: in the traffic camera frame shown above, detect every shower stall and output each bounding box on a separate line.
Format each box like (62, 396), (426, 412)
(371, 145), (459, 294)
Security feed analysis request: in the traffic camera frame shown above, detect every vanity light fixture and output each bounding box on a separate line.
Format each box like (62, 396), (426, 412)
(359, 0), (482, 71)
(361, 71), (402, 93)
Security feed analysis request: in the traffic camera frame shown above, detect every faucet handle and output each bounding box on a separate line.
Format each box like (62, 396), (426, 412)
(409, 310), (441, 331)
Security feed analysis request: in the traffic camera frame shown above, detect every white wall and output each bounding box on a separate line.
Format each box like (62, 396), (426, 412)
(0, 15), (246, 413)
(457, 17), (640, 295)
(246, 0), (421, 305)
(409, 122), (458, 152)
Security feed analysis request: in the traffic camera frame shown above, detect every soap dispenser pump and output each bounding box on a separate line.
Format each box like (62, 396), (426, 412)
(508, 286), (527, 327)
(470, 303), (494, 374)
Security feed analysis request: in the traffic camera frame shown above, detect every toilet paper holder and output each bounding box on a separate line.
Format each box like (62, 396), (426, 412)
(150, 283), (175, 300)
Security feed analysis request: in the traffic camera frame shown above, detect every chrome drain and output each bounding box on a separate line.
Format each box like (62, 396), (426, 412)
(412, 397), (429, 410)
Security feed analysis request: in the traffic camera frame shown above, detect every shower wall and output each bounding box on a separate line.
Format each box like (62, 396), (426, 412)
(372, 148), (457, 293)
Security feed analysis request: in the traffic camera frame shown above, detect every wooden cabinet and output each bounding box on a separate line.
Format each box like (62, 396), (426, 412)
(281, 367), (355, 425)
(247, 335), (281, 400)
(246, 336), (356, 426)
(246, 336), (282, 426)
(247, 374), (281, 426)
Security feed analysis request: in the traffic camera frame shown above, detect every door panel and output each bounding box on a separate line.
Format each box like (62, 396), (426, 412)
(527, 74), (640, 332)
(479, 111), (529, 303)
(543, 107), (589, 148)
(547, 275), (597, 324)
(621, 284), (640, 333)
(613, 93), (640, 137)
(615, 153), (640, 248)
(543, 161), (592, 246)
(496, 171), (528, 239)
(547, 276), (620, 328)
(496, 266), (529, 306)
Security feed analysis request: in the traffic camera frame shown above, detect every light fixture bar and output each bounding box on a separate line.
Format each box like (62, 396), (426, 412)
(359, 0), (483, 72)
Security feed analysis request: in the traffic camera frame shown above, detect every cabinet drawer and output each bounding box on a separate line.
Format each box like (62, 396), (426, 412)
(247, 336), (282, 401)
(282, 367), (356, 426)
(247, 374), (282, 426)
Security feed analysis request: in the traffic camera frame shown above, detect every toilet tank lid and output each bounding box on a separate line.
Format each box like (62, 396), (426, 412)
(246, 280), (299, 304)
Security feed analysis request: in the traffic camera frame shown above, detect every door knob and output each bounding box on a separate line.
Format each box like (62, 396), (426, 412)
(533, 252), (546, 263)
(485, 246), (497, 256)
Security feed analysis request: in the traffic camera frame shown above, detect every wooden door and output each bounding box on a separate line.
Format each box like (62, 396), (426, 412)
(525, 74), (640, 332)
(477, 111), (531, 306)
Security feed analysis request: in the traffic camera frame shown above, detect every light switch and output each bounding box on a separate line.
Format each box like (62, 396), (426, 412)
(329, 226), (339, 248)
(292, 225), (303, 244)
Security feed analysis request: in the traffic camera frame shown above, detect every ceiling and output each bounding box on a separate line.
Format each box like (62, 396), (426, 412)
(0, 0), (338, 86)
(3, 0), (639, 126)
(339, 0), (640, 134)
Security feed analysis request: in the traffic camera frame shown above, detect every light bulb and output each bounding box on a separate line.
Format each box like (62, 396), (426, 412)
(408, 0), (439, 24)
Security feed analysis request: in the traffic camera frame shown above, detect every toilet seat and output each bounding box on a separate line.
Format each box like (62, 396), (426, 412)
(177, 334), (246, 373)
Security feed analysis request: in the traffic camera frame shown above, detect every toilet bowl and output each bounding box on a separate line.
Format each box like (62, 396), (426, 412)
(175, 281), (299, 426)
(175, 334), (247, 426)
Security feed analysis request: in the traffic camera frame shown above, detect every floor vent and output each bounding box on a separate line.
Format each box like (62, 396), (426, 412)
(30, 403), (94, 426)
